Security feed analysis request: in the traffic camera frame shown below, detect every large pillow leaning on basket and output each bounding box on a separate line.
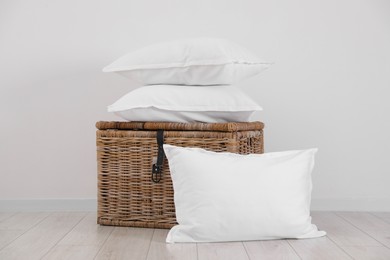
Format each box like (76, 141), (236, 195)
(108, 85), (262, 123)
(163, 144), (326, 243)
(103, 38), (271, 85)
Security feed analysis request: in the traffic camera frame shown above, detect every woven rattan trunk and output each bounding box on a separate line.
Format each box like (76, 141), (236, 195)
(96, 121), (264, 229)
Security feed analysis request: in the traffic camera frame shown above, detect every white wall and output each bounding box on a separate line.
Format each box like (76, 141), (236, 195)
(1, 0), (389, 211)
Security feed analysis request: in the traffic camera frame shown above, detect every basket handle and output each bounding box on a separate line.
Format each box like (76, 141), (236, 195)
(152, 130), (164, 183)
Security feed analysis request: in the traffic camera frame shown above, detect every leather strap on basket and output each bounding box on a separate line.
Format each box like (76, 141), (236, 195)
(152, 130), (164, 183)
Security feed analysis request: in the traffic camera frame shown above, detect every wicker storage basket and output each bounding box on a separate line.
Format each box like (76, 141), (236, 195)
(96, 121), (264, 229)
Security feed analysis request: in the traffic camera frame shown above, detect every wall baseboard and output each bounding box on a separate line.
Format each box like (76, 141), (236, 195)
(0, 198), (389, 212)
(0, 199), (96, 212)
(311, 198), (390, 212)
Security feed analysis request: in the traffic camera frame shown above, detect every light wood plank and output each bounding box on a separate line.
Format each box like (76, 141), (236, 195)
(0, 212), (86, 260)
(0, 230), (23, 251)
(48, 212), (112, 246)
(337, 212), (390, 230)
(42, 212), (113, 260)
(288, 236), (352, 260)
(0, 212), (50, 249)
(95, 227), (154, 260)
(336, 212), (390, 247)
(146, 229), (197, 260)
(244, 240), (300, 260)
(311, 211), (380, 246)
(341, 246), (390, 260)
(0, 212), (16, 222)
(197, 242), (249, 260)
(0, 212), (50, 230)
(372, 212), (390, 224)
(42, 245), (104, 260)
(1, 212), (390, 260)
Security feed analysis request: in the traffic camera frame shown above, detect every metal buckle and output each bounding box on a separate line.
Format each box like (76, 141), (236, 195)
(152, 164), (162, 183)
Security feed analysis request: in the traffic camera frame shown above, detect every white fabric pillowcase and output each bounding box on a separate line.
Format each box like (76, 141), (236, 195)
(108, 85), (262, 123)
(103, 38), (271, 85)
(163, 145), (326, 243)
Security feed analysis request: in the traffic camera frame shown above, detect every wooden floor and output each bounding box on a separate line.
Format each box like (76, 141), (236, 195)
(0, 212), (390, 259)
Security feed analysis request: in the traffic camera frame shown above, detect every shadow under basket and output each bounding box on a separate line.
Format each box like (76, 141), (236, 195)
(96, 121), (264, 229)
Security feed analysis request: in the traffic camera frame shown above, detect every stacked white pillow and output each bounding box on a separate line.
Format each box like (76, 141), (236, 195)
(103, 38), (271, 123)
(108, 85), (262, 123)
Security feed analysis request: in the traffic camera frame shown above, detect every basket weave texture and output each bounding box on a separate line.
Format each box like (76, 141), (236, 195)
(96, 121), (264, 229)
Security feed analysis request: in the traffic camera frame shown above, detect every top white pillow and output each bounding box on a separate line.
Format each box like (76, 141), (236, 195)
(103, 38), (271, 86)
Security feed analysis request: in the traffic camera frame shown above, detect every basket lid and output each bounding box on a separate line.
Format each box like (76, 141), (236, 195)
(96, 121), (264, 132)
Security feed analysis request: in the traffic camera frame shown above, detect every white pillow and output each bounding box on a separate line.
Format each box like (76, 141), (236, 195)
(163, 145), (326, 243)
(103, 38), (271, 85)
(108, 85), (262, 123)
